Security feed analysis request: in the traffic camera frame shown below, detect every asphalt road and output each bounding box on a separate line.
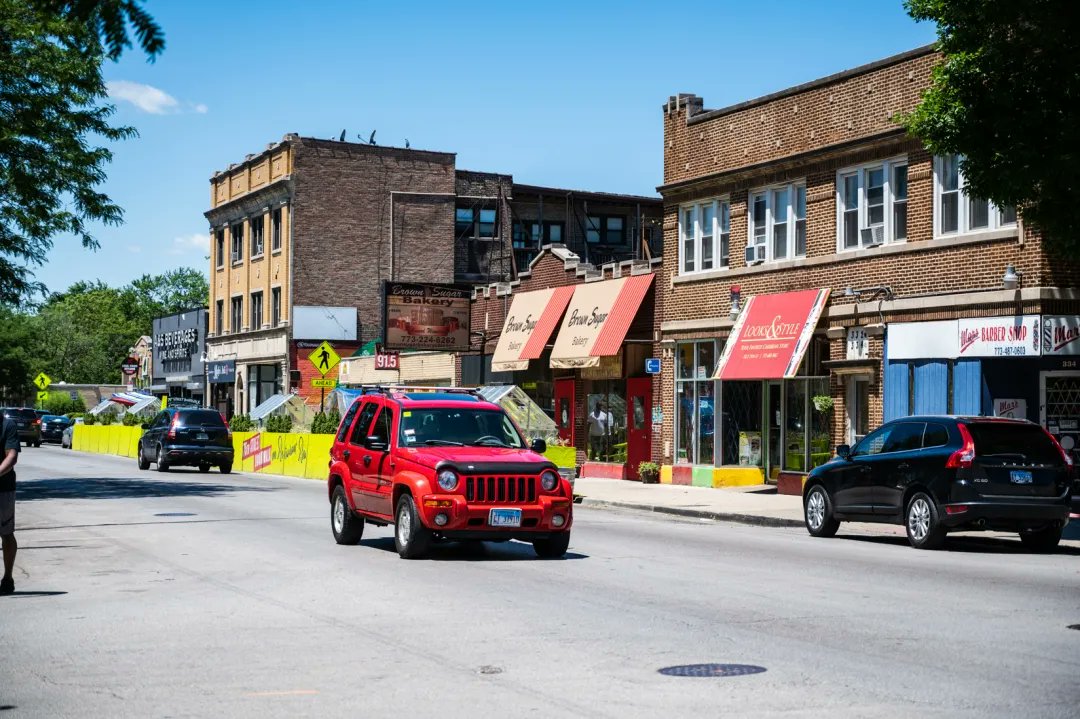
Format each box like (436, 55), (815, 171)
(2, 446), (1078, 718)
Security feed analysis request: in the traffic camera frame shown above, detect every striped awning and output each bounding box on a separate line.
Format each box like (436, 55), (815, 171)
(490, 286), (575, 372)
(549, 273), (654, 368)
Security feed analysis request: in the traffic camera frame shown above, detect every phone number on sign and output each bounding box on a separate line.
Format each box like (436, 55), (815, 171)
(393, 335), (463, 347)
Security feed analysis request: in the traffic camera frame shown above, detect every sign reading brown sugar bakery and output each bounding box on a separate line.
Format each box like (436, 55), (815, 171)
(383, 282), (471, 352)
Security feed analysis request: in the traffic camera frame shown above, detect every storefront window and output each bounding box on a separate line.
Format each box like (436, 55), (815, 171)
(676, 340), (717, 464)
(784, 380), (807, 472)
(586, 380), (626, 462)
(722, 381), (762, 467)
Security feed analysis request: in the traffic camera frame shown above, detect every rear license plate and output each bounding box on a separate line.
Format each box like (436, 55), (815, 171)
(196, 432), (209, 441)
(489, 508), (522, 527)
(1010, 470), (1033, 484)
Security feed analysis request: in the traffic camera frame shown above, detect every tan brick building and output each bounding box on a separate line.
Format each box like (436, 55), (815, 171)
(656, 46), (1080, 490)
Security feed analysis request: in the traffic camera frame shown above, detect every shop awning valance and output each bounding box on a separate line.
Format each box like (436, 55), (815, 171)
(713, 288), (830, 380)
(490, 286), (576, 373)
(549, 273), (654, 369)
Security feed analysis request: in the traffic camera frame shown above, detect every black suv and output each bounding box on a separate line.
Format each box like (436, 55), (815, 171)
(40, 414), (71, 444)
(137, 408), (234, 473)
(2, 408), (42, 447)
(803, 417), (1072, 551)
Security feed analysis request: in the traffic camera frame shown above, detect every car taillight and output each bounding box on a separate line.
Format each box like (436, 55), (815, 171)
(946, 423), (976, 469)
(167, 414), (180, 439)
(33, 419), (41, 426)
(1042, 427), (1074, 468)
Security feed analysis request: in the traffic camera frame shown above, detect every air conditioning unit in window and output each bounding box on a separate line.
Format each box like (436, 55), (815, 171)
(861, 226), (886, 247)
(744, 244), (766, 265)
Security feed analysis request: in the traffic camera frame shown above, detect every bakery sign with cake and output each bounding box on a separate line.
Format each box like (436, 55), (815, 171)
(383, 282), (471, 352)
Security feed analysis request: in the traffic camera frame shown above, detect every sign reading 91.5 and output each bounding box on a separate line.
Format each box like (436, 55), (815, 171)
(383, 282), (471, 352)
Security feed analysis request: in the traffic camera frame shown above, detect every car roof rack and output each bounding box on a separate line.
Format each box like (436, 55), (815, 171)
(356, 385), (482, 398)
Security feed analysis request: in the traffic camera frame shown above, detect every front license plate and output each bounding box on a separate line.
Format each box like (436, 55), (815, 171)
(1010, 470), (1033, 484)
(196, 432), (209, 441)
(489, 508), (522, 527)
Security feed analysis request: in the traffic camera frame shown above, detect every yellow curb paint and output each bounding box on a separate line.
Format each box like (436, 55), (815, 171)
(659, 465), (673, 484)
(711, 467), (764, 488)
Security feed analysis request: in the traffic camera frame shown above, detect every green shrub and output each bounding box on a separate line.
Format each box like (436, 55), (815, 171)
(230, 414), (254, 432)
(82, 413), (96, 425)
(265, 414), (293, 433)
(310, 410), (341, 435)
(99, 412), (116, 426)
(121, 413), (140, 426)
(44, 391), (87, 416)
(638, 461), (661, 484)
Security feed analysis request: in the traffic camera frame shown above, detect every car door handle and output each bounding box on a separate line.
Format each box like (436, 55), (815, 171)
(342, 449), (350, 461)
(363, 455), (372, 466)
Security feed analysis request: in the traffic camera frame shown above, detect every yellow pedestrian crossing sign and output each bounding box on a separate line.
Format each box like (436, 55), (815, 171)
(307, 341), (340, 376)
(36, 391), (49, 403)
(33, 372), (51, 391)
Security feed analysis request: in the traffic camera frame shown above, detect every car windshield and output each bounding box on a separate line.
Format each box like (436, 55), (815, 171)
(177, 410), (226, 427)
(399, 408), (524, 448)
(41, 415), (65, 422)
(966, 422), (1062, 464)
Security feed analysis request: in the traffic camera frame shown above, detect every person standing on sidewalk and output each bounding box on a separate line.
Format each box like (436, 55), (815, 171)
(587, 401), (611, 461)
(1, 412), (20, 595)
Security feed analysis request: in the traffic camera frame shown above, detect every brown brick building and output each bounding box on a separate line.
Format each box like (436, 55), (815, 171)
(655, 45), (1080, 490)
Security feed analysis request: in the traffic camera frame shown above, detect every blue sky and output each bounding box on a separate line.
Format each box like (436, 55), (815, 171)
(37, 0), (936, 293)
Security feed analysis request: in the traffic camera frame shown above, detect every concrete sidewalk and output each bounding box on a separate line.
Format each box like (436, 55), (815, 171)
(574, 477), (805, 528)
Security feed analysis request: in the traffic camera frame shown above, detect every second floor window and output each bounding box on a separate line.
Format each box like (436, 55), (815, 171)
(230, 297), (243, 332)
(215, 229), (225, 269)
(934, 154), (1016, 237)
(271, 287), (281, 327)
(231, 224), (244, 263)
(585, 215), (625, 244)
(680, 199), (730, 274)
(837, 157), (908, 250)
(250, 216), (265, 257)
(271, 208), (282, 251)
(513, 221), (564, 248)
(250, 291), (263, 329)
(456, 207), (498, 239)
(747, 182), (806, 264)
(215, 299), (223, 335)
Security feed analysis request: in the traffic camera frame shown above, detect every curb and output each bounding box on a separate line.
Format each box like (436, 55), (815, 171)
(579, 498), (805, 529)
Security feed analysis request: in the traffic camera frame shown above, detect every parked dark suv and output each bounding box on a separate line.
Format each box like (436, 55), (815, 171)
(40, 414), (71, 444)
(803, 417), (1072, 551)
(2, 408), (42, 447)
(137, 408), (233, 473)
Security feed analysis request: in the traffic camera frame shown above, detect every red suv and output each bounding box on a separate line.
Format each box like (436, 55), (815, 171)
(327, 387), (573, 559)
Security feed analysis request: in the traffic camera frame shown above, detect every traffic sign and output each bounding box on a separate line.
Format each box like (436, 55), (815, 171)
(36, 391), (49, 404)
(645, 358), (661, 374)
(311, 378), (337, 389)
(121, 356), (139, 375)
(307, 341), (340, 376)
(33, 372), (51, 390)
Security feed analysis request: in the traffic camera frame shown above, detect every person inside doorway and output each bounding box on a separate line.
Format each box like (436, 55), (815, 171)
(588, 401), (612, 461)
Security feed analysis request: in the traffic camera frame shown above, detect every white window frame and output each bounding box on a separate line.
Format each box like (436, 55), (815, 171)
(933, 154), (1017, 239)
(835, 155), (908, 252)
(678, 197), (730, 275)
(746, 180), (806, 264)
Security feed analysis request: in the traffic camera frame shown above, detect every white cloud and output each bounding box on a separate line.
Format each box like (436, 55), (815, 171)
(126, 244), (143, 253)
(106, 80), (208, 115)
(168, 233), (210, 256)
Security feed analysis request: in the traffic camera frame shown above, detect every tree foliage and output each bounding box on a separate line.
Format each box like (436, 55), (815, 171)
(900, 0), (1080, 249)
(38, 0), (165, 60)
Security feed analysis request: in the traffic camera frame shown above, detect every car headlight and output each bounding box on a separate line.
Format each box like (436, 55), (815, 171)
(437, 469), (458, 491)
(540, 469), (559, 492)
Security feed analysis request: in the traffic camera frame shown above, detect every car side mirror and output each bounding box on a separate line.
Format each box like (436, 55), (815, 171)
(530, 438), (547, 454)
(836, 444), (852, 460)
(365, 436), (388, 451)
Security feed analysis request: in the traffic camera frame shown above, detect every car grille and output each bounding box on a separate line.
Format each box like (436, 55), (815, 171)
(465, 476), (537, 504)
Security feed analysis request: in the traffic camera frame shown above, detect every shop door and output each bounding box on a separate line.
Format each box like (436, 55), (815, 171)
(626, 378), (652, 480)
(766, 381), (783, 480)
(1041, 371), (1080, 466)
(554, 378), (575, 446)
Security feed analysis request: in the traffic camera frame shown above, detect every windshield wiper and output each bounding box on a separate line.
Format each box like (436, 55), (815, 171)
(470, 439), (510, 447)
(423, 439), (464, 446)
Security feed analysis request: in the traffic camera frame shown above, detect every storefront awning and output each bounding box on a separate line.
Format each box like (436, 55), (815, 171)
(491, 286), (576, 372)
(713, 288), (830, 380)
(549, 274), (654, 369)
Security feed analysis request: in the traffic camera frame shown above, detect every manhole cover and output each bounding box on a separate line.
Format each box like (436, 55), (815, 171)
(154, 512), (196, 517)
(658, 664), (766, 678)
(478, 665), (503, 675)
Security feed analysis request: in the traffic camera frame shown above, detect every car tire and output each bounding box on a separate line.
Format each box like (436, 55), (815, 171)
(905, 492), (945, 550)
(155, 445), (169, 472)
(219, 463), (232, 474)
(198, 463), (211, 473)
(331, 485), (364, 545)
(137, 445), (150, 471)
(33, 441), (41, 448)
(533, 532), (571, 559)
(804, 484), (840, 538)
(394, 494), (431, 559)
(1019, 525), (1062, 552)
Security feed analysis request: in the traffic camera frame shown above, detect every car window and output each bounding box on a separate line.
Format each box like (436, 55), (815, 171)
(399, 408), (524, 448)
(966, 422), (1062, 464)
(923, 423), (950, 448)
(349, 401), (380, 446)
(152, 412), (170, 429)
(177, 410), (226, 427)
(854, 425), (892, 456)
(6, 408), (37, 420)
(882, 422), (925, 454)
(336, 401), (362, 442)
(369, 407), (394, 447)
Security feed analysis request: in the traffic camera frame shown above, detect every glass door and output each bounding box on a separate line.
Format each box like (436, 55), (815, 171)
(766, 381), (783, 480)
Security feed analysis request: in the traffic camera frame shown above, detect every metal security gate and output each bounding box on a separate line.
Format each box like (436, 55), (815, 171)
(1041, 371), (1080, 464)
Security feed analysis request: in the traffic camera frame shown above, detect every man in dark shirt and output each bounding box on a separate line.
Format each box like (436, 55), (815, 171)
(1, 414), (20, 595)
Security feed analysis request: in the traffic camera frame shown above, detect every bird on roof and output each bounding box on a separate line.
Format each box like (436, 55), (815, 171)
(339, 129), (346, 142)
(405, 138), (410, 149)
(368, 130), (377, 145)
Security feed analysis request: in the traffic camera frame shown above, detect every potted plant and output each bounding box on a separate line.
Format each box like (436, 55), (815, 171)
(811, 395), (834, 414)
(638, 461), (660, 484)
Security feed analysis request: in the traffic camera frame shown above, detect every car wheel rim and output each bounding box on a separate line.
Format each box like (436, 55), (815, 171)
(333, 496), (344, 533)
(807, 490), (825, 530)
(909, 498), (930, 541)
(397, 506), (411, 547)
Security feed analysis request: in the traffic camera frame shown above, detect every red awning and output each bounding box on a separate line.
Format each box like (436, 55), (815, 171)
(713, 288), (830, 380)
(490, 286), (576, 372)
(550, 274), (654, 368)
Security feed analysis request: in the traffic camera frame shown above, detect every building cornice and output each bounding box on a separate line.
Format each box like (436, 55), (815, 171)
(205, 178), (293, 226)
